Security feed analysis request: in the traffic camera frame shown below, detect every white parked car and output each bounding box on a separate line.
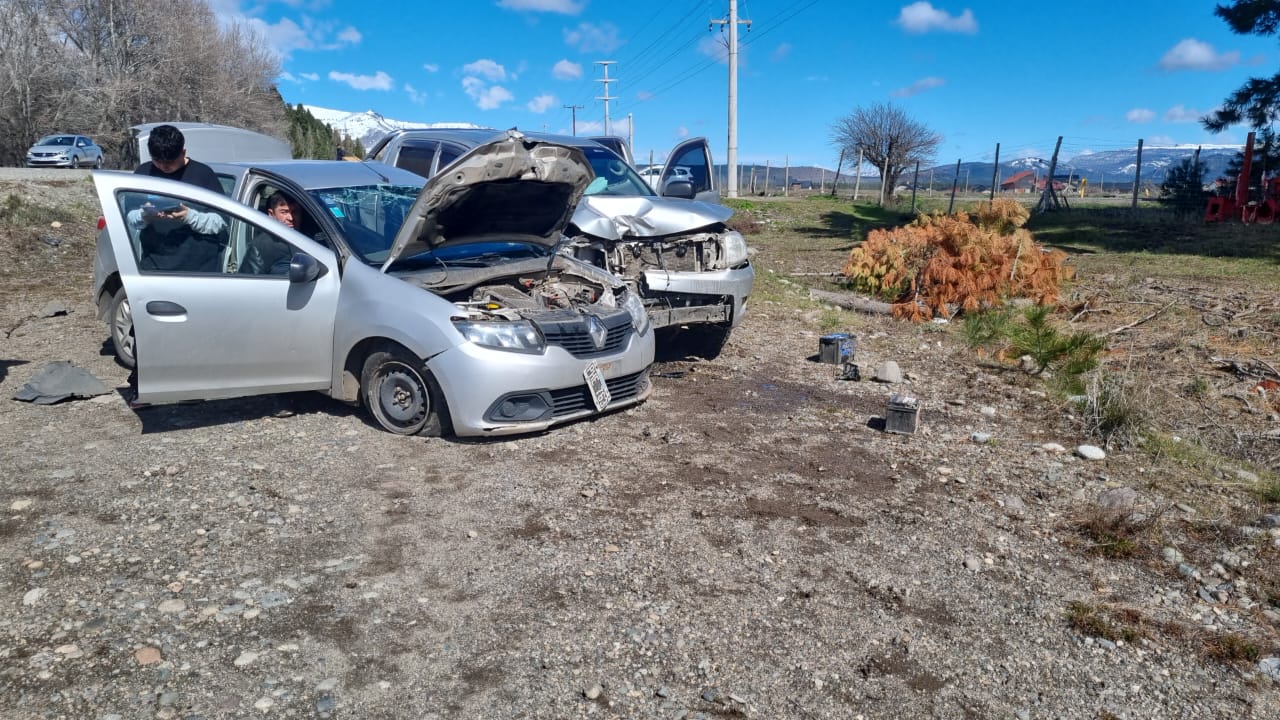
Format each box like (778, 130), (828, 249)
(91, 131), (655, 437)
(26, 134), (104, 169)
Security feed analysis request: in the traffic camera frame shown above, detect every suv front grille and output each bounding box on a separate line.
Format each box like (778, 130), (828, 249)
(548, 369), (650, 417)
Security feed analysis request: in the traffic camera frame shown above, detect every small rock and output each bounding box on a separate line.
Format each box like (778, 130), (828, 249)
(157, 599), (186, 614)
(1041, 442), (1066, 454)
(1236, 469), (1260, 483)
(963, 557), (982, 572)
(971, 432), (992, 444)
(998, 494), (1027, 517)
(581, 489), (597, 499)
(1259, 657), (1280, 681)
(253, 697), (274, 711)
(584, 684), (603, 700)
(22, 588), (47, 606)
(233, 650), (259, 667)
(11, 499), (32, 511)
(54, 643), (83, 659)
(1076, 445), (1106, 461)
(1096, 487), (1136, 511)
(135, 647), (162, 665)
(979, 406), (997, 418)
(1161, 547), (1185, 565)
(39, 300), (68, 318)
(316, 677), (339, 692)
(872, 360), (902, 383)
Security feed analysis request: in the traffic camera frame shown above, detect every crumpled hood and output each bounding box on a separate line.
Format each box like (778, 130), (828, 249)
(571, 195), (733, 239)
(384, 130), (593, 269)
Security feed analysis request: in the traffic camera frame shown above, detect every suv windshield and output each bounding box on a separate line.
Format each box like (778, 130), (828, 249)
(581, 145), (654, 198)
(309, 183), (423, 265)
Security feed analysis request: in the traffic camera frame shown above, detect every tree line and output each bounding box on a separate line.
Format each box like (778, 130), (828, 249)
(0, 0), (357, 167)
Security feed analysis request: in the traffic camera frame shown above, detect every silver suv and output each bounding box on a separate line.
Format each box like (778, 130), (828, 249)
(367, 129), (753, 358)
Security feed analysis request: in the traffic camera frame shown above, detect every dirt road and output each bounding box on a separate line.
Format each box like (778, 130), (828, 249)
(1, 170), (1277, 719)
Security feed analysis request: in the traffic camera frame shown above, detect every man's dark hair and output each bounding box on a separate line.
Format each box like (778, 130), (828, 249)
(264, 190), (294, 211)
(147, 125), (185, 162)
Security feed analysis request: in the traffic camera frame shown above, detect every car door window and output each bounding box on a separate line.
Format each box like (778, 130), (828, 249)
(436, 143), (465, 172)
(668, 146), (711, 194)
(115, 190), (232, 274)
(394, 141), (439, 178)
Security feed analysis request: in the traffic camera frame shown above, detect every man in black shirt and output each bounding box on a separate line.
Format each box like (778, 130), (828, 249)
(128, 125), (227, 272)
(134, 124), (224, 194)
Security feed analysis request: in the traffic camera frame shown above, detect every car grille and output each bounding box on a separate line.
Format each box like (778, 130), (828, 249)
(548, 369), (650, 417)
(539, 312), (633, 358)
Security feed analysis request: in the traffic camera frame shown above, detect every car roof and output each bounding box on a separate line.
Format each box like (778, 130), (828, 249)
(207, 160), (425, 191)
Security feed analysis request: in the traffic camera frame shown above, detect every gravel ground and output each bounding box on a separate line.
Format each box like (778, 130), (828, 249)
(1, 169), (1278, 719)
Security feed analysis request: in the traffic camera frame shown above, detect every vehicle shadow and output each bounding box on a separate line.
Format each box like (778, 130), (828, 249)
(130, 390), (358, 434)
(0, 358), (29, 385)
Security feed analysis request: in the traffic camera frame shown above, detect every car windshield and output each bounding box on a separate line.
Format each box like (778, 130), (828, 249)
(38, 135), (74, 146)
(390, 240), (550, 272)
(581, 145), (654, 198)
(308, 182), (423, 265)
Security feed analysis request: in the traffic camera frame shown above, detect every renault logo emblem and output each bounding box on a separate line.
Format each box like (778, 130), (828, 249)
(586, 316), (608, 349)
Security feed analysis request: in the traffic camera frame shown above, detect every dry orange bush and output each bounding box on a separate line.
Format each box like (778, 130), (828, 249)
(842, 199), (1073, 321)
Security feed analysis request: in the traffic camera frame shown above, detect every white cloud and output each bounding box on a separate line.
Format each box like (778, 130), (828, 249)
(405, 83), (425, 105)
(563, 22), (621, 52)
(423, 63), (440, 73)
(1148, 135), (1176, 146)
(891, 76), (945, 97)
(329, 70), (394, 91)
(1126, 108), (1156, 123)
(575, 120), (604, 134)
(896, 2), (978, 34)
(552, 59), (582, 80)
(1164, 104), (1203, 123)
(300, 72), (318, 81)
(336, 26), (362, 45)
(462, 59), (507, 81)
(527, 94), (557, 113)
(1159, 38), (1239, 71)
(498, 0), (584, 13)
(772, 43), (792, 61)
(462, 77), (514, 110)
(278, 71), (300, 83)
(636, 90), (653, 101)
(676, 126), (689, 139)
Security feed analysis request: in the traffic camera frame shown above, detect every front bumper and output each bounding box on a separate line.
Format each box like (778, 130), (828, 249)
(428, 331), (655, 437)
(27, 157), (76, 167)
(641, 263), (754, 328)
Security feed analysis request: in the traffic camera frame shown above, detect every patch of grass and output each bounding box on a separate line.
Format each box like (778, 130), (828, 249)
(0, 192), (81, 228)
(1064, 601), (1145, 642)
(1257, 477), (1280, 504)
(1142, 432), (1219, 471)
(817, 308), (851, 333)
(1078, 370), (1150, 449)
(1202, 633), (1262, 665)
(1073, 507), (1152, 559)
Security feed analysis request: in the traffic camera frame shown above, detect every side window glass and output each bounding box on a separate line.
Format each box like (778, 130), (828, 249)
(116, 190), (232, 274)
(670, 146), (711, 193)
(437, 144), (464, 171)
(395, 142), (438, 178)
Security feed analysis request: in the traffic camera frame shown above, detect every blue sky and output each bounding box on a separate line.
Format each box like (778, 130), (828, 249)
(210, 0), (1278, 169)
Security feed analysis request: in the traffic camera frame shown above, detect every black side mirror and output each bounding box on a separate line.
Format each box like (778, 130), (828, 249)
(288, 252), (328, 283)
(662, 180), (696, 199)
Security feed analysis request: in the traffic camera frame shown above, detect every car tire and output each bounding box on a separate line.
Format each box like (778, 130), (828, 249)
(361, 344), (448, 436)
(94, 155), (103, 169)
(70, 155), (79, 169)
(108, 288), (136, 369)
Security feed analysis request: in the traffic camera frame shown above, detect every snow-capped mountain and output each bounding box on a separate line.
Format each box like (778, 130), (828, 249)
(304, 105), (488, 151)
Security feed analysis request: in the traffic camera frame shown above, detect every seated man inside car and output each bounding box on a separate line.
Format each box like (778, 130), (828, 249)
(240, 190), (307, 276)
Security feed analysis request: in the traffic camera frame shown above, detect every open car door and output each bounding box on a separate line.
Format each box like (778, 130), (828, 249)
(658, 137), (719, 203)
(92, 172), (342, 404)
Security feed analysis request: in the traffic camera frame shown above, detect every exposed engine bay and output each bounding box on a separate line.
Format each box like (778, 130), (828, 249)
(568, 227), (733, 278)
(403, 256), (623, 323)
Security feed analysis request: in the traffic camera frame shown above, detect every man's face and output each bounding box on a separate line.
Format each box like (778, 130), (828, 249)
(268, 199), (300, 228)
(151, 150), (186, 174)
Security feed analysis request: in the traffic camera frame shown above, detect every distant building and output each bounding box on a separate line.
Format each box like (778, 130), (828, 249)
(1000, 170), (1037, 193)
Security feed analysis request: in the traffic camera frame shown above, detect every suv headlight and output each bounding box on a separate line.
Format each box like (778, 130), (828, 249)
(721, 230), (749, 267)
(623, 289), (650, 336)
(453, 319), (545, 354)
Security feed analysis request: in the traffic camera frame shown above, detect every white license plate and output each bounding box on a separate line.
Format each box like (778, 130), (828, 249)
(584, 360), (612, 411)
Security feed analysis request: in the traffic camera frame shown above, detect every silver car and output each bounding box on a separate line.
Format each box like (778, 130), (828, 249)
(91, 131), (654, 437)
(368, 130), (753, 358)
(27, 134), (105, 168)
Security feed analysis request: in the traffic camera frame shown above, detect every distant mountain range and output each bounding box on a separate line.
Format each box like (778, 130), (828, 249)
(306, 105), (1245, 188)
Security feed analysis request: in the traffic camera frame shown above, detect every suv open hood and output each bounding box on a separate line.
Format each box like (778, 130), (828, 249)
(384, 130), (593, 268)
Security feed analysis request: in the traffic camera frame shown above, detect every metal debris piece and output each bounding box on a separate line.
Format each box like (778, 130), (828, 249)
(13, 361), (111, 404)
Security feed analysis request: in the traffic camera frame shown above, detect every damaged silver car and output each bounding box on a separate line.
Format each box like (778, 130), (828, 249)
(91, 131), (654, 437)
(368, 130), (754, 358)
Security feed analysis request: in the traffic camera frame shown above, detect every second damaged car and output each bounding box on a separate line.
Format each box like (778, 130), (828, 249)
(90, 131), (654, 437)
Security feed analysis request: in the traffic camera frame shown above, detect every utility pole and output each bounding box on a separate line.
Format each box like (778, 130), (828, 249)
(594, 61), (616, 136)
(711, 0), (751, 198)
(563, 104), (583, 136)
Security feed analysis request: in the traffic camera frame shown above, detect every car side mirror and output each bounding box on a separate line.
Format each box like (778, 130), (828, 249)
(662, 180), (696, 200)
(288, 252), (328, 283)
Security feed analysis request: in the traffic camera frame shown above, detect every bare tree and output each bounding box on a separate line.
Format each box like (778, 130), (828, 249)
(830, 103), (942, 199)
(0, 0), (284, 166)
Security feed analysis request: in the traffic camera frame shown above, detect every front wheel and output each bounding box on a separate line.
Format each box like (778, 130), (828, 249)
(70, 155), (79, 169)
(108, 288), (136, 369)
(93, 155), (103, 169)
(361, 345), (448, 436)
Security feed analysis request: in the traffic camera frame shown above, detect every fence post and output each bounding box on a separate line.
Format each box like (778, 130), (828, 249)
(947, 159), (960, 213)
(989, 142), (1000, 203)
(853, 148), (864, 200)
(1131, 139), (1144, 212)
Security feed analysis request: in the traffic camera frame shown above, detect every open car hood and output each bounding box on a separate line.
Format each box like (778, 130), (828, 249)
(571, 195), (733, 239)
(384, 130), (593, 269)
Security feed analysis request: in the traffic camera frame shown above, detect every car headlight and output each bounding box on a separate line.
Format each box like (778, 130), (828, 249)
(721, 230), (749, 267)
(453, 319), (545, 354)
(623, 289), (650, 336)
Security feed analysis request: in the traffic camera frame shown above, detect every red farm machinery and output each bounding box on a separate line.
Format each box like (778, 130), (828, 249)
(1205, 131), (1280, 223)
